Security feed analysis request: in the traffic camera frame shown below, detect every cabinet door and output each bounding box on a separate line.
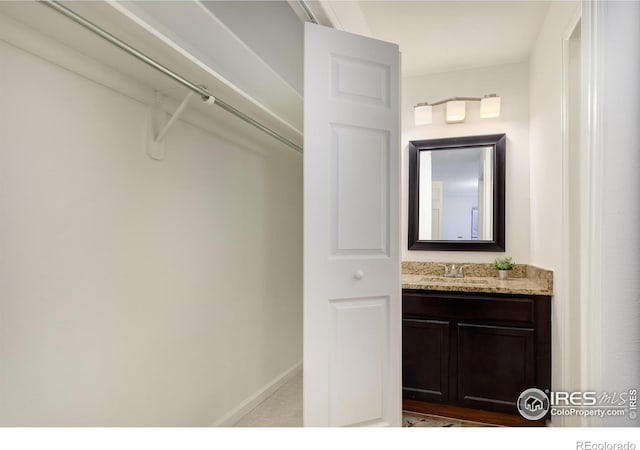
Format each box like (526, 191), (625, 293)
(402, 319), (450, 403)
(457, 323), (534, 413)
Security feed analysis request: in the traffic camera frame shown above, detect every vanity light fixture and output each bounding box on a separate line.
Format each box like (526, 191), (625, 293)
(414, 103), (432, 125)
(414, 94), (501, 125)
(446, 100), (466, 123)
(480, 94), (501, 118)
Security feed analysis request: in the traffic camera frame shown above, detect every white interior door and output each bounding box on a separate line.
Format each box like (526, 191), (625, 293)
(303, 22), (400, 427)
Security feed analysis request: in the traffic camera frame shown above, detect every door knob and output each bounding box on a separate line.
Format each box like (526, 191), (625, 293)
(354, 270), (364, 280)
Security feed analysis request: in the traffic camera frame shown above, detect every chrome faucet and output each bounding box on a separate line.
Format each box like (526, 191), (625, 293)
(439, 264), (470, 278)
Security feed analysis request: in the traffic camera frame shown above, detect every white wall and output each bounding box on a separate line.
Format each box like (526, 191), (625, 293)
(402, 62), (530, 263)
(442, 195), (476, 241)
(599, 0), (640, 427)
(528, 1), (580, 425)
(0, 33), (302, 426)
(529, 2), (580, 271)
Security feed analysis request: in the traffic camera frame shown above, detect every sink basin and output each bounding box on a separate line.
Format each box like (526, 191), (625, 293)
(420, 276), (489, 285)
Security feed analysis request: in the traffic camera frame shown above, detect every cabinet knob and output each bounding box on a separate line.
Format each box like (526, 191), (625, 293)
(354, 270), (364, 280)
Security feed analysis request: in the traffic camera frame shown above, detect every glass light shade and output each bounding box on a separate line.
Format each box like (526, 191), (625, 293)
(445, 101), (465, 123)
(414, 104), (432, 125)
(480, 96), (501, 118)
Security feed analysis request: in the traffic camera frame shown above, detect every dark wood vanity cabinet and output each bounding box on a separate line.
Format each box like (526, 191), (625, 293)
(402, 290), (551, 416)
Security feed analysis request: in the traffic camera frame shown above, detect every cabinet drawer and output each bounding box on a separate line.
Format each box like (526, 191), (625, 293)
(403, 291), (535, 325)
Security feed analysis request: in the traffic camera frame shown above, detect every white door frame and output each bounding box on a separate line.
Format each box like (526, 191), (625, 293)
(559, 5), (583, 428)
(562, 0), (606, 427)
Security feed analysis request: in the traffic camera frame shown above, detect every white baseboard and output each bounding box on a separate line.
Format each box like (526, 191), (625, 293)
(211, 360), (302, 427)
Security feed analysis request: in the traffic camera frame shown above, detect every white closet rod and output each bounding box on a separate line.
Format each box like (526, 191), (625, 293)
(296, 0), (319, 24)
(39, 0), (303, 153)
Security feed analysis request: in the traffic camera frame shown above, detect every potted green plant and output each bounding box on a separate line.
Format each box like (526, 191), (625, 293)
(493, 256), (515, 280)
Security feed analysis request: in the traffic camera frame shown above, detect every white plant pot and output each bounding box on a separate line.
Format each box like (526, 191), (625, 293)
(498, 270), (509, 280)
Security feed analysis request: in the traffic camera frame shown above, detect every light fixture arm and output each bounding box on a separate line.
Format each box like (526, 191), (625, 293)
(414, 94), (498, 108)
(414, 94), (500, 125)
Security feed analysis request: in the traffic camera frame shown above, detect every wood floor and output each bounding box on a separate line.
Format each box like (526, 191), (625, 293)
(403, 399), (547, 427)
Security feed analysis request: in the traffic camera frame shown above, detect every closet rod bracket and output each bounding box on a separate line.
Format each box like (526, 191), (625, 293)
(147, 90), (215, 161)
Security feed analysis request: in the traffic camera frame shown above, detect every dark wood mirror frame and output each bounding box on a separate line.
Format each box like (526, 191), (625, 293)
(408, 133), (506, 251)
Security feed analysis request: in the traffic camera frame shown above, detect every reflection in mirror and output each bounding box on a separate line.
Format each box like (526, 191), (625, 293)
(408, 134), (506, 251)
(418, 146), (493, 241)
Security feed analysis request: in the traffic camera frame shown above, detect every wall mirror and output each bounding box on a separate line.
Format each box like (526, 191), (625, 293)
(408, 134), (506, 251)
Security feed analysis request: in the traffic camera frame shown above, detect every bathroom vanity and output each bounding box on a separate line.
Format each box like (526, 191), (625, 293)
(401, 263), (552, 422)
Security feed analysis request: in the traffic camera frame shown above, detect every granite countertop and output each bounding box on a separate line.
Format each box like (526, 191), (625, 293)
(402, 262), (553, 296)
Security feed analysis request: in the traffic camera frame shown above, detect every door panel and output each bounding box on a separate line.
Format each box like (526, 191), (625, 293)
(402, 318), (450, 403)
(329, 297), (389, 426)
(457, 323), (535, 413)
(304, 22), (400, 427)
(330, 125), (389, 256)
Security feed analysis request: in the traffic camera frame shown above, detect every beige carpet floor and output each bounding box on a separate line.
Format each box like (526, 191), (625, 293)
(234, 371), (304, 427)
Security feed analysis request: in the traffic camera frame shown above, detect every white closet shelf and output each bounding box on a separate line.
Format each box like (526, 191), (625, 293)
(0, 1), (303, 153)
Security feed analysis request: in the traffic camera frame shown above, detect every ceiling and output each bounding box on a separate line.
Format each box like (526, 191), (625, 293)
(352, 1), (551, 77)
